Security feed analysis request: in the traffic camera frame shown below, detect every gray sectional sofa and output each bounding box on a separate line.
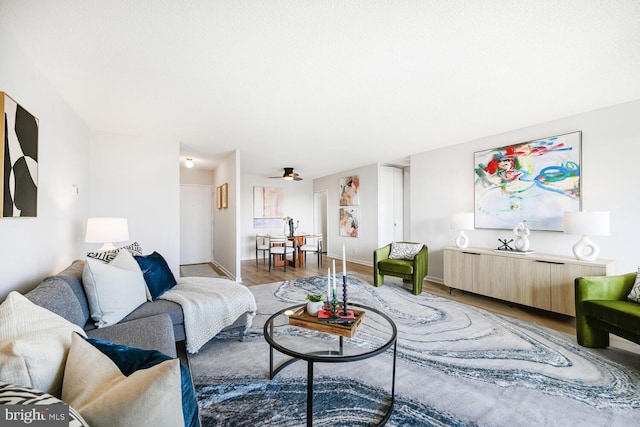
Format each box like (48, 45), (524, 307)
(24, 259), (251, 361)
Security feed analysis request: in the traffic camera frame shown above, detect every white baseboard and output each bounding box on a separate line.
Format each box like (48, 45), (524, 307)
(212, 261), (237, 282)
(426, 275), (444, 285)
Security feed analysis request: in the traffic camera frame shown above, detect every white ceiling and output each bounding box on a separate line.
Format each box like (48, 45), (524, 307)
(2, 1), (640, 179)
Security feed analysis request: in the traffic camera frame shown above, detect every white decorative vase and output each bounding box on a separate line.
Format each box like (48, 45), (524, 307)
(306, 301), (324, 316)
(513, 222), (531, 251)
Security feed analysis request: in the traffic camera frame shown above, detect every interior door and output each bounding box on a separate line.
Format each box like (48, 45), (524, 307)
(180, 185), (213, 264)
(379, 166), (404, 245)
(313, 190), (328, 253)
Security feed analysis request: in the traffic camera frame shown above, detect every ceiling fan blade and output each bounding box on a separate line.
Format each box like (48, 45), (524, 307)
(268, 167), (303, 180)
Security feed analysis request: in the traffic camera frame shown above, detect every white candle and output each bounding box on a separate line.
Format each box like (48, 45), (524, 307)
(327, 268), (331, 301)
(332, 260), (336, 288)
(342, 245), (347, 276)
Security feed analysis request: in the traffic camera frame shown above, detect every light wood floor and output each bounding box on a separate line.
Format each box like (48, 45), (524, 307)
(236, 254), (639, 354)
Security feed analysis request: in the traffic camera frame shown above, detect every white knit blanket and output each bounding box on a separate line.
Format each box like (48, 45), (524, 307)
(159, 277), (257, 354)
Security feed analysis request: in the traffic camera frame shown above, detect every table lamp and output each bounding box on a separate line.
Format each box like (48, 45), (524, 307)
(85, 217), (129, 251)
(563, 211), (610, 261)
(451, 212), (474, 248)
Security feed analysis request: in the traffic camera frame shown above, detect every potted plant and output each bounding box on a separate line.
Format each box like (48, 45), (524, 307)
(306, 293), (325, 316)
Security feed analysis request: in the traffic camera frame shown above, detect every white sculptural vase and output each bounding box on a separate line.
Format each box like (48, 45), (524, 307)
(572, 234), (599, 261)
(454, 230), (469, 249)
(513, 222), (531, 252)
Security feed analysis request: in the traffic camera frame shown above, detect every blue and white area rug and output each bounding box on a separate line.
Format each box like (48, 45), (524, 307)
(190, 275), (640, 426)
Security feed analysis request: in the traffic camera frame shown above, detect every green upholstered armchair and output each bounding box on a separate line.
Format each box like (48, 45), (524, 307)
(374, 242), (428, 295)
(575, 272), (640, 348)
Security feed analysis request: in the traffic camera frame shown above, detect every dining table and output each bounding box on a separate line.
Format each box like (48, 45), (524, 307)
(270, 234), (308, 268)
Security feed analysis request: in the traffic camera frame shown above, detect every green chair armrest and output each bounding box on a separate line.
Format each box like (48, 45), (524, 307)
(575, 273), (637, 303)
(414, 245), (428, 265)
(373, 244), (391, 286)
(575, 272), (637, 348)
(413, 245), (428, 278)
(411, 245), (429, 295)
(374, 244), (392, 264)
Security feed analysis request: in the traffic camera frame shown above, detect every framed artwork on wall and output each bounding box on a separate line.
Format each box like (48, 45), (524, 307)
(339, 175), (359, 206)
(216, 186), (222, 209)
(339, 207), (359, 237)
(474, 131), (581, 231)
(221, 183), (228, 209)
(253, 186), (284, 228)
(1, 92), (39, 218)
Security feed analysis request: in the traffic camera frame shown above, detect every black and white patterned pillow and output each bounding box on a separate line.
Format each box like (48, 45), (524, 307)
(0, 381), (89, 427)
(627, 267), (640, 303)
(86, 241), (143, 263)
(388, 242), (423, 260)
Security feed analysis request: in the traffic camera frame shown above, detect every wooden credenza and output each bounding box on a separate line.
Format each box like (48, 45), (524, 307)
(443, 247), (615, 316)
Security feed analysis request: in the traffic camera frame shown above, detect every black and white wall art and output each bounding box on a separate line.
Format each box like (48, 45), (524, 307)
(1, 92), (39, 218)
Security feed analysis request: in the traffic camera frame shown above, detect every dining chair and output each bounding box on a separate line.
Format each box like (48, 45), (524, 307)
(268, 236), (296, 272)
(255, 234), (270, 266)
(299, 234), (323, 267)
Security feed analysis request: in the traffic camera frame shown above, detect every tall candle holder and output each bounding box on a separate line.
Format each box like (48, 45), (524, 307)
(330, 297), (340, 320)
(342, 275), (348, 315)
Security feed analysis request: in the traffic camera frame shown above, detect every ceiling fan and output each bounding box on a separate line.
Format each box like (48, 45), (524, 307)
(269, 167), (303, 181)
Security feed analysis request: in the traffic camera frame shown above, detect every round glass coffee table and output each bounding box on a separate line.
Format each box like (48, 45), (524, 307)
(263, 303), (397, 426)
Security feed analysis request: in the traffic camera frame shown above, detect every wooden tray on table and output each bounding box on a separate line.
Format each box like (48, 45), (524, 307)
(288, 306), (365, 338)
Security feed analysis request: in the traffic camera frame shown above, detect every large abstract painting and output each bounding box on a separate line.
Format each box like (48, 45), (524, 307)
(1, 92), (39, 218)
(339, 175), (359, 206)
(474, 131), (581, 231)
(339, 207), (359, 237)
(253, 186), (284, 229)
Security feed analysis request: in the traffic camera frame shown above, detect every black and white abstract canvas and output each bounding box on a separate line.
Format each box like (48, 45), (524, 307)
(1, 92), (39, 218)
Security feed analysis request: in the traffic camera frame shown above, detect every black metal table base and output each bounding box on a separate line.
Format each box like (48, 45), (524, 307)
(267, 314), (397, 427)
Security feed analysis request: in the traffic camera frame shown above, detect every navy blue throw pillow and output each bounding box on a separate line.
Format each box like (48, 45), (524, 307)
(134, 251), (177, 300)
(84, 336), (199, 427)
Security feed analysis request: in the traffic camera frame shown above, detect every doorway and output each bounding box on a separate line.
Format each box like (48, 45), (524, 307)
(180, 185), (214, 264)
(313, 190), (328, 253)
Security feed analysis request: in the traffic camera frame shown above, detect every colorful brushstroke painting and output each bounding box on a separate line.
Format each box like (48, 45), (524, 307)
(474, 131), (581, 231)
(1, 92), (39, 218)
(339, 207), (359, 237)
(253, 186), (284, 229)
(339, 175), (360, 206)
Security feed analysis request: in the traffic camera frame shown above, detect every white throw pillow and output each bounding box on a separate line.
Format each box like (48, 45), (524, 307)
(388, 242), (423, 260)
(86, 241), (143, 263)
(627, 267), (640, 303)
(62, 334), (184, 427)
(0, 292), (86, 397)
(82, 249), (148, 327)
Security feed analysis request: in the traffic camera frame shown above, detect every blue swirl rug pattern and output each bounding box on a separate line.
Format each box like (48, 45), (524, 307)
(191, 275), (640, 426)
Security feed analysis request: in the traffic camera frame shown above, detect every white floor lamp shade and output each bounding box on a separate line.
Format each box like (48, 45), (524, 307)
(563, 211), (609, 261)
(85, 217), (129, 251)
(451, 212), (474, 249)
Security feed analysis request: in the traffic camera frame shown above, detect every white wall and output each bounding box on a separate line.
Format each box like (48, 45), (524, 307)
(411, 99), (640, 282)
(180, 166), (214, 186)
(213, 150), (240, 279)
(87, 131), (180, 276)
(240, 170), (314, 262)
(313, 164), (379, 266)
(0, 25), (91, 300)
